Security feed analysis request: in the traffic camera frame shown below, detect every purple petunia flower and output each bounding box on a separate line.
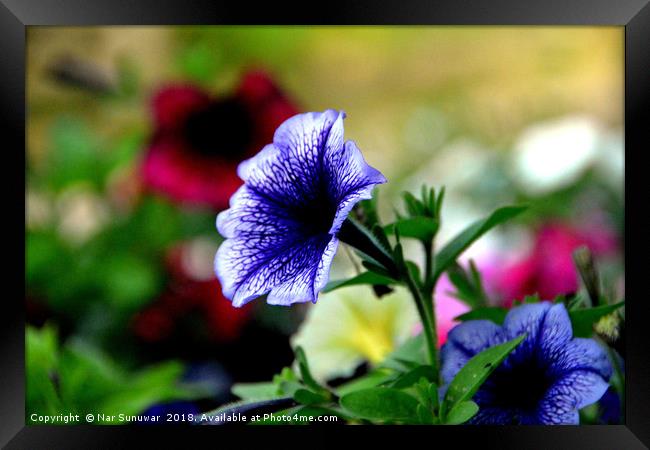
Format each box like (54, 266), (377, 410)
(441, 302), (612, 424)
(214, 110), (386, 307)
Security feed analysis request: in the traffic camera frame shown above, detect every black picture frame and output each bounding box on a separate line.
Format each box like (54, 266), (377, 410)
(3, 1), (649, 448)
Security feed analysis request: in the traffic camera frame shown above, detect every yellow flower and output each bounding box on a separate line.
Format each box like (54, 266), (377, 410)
(291, 285), (418, 383)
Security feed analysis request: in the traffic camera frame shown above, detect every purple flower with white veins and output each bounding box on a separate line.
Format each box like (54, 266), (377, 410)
(441, 302), (612, 424)
(215, 110), (386, 307)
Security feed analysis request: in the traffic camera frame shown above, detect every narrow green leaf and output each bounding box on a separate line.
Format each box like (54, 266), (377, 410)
(417, 403), (435, 424)
(447, 262), (484, 308)
(402, 191), (423, 217)
(445, 400), (479, 425)
(434, 205), (527, 281)
(385, 217), (439, 241)
(340, 387), (420, 422)
(335, 368), (399, 397)
(294, 388), (329, 406)
(428, 382), (439, 411)
(405, 261), (423, 289)
(322, 272), (396, 293)
(390, 365), (437, 389)
(371, 223), (392, 251)
(435, 187), (446, 219)
(294, 347), (325, 393)
(361, 260), (392, 277)
(393, 242), (406, 271)
(442, 334), (526, 416)
(232, 382), (280, 401)
(454, 307), (508, 325)
(569, 301), (625, 338)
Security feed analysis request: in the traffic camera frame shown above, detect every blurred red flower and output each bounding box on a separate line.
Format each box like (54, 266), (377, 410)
(133, 243), (252, 343)
(491, 221), (619, 307)
(140, 70), (299, 210)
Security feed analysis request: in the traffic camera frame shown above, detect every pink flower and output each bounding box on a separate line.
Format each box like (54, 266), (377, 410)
(140, 71), (299, 210)
(490, 221), (619, 307)
(434, 273), (471, 346)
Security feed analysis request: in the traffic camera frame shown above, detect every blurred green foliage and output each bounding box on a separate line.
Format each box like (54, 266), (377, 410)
(27, 325), (206, 423)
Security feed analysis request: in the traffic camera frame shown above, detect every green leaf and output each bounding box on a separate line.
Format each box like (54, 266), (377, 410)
(416, 403), (435, 424)
(390, 365), (437, 389)
(402, 191), (423, 216)
(26, 325), (62, 418)
(385, 217), (439, 241)
(294, 347), (326, 393)
(335, 368), (399, 397)
(371, 223), (392, 252)
(340, 387), (420, 422)
(445, 400), (479, 425)
(569, 301), (625, 338)
(293, 388), (329, 406)
(435, 187), (446, 220)
(434, 205), (527, 281)
(322, 272), (396, 293)
(442, 334), (526, 417)
(405, 261), (423, 289)
(232, 382), (280, 401)
(361, 260), (392, 277)
(380, 334), (428, 370)
(454, 307), (508, 325)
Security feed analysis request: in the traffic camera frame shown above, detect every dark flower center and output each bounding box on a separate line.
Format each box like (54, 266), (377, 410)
(184, 98), (254, 160)
(290, 187), (339, 236)
(483, 358), (554, 421)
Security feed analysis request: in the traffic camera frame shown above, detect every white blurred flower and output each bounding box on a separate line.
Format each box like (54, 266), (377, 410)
(180, 235), (220, 281)
(56, 184), (110, 245)
(26, 188), (54, 230)
(511, 116), (602, 195)
(291, 285), (419, 383)
(594, 131), (624, 189)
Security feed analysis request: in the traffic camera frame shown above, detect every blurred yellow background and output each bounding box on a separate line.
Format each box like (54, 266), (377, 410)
(28, 26), (623, 175)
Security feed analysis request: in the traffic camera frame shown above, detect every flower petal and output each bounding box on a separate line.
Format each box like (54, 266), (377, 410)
(327, 141), (387, 234)
(446, 319), (505, 355)
(441, 320), (504, 384)
(549, 337), (612, 379)
(502, 302), (552, 365)
(215, 232), (335, 307)
(440, 342), (470, 387)
(273, 109), (341, 156)
(538, 303), (574, 360)
(536, 369), (609, 424)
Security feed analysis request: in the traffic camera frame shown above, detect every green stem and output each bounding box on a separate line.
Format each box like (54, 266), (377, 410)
(422, 237), (439, 382)
(403, 268), (439, 383)
(424, 238), (433, 293)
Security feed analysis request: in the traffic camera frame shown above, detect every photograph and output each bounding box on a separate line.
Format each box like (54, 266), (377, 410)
(23, 25), (627, 427)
